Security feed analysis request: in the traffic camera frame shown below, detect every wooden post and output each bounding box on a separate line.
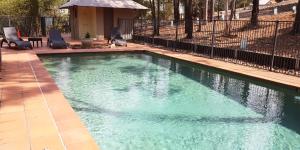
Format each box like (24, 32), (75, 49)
(211, 20), (216, 58)
(174, 21), (179, 51)
(270, 21), (279, 71)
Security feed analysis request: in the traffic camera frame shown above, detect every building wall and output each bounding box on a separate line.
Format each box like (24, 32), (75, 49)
(96, 8), (104, 40)
(77, 7), (97, 39)
(113, 9), (137, 27)
(72, 7), (138, 40)
(69, 7), (79, 39)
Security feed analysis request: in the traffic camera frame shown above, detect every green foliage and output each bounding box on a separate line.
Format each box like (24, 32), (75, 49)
(0, 0), (67, 16)
(85, 32), (91, 39)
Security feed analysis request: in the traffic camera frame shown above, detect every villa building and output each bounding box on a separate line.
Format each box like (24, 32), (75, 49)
(60, 0), (147, 40)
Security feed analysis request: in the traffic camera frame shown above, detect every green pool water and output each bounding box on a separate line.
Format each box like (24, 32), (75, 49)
(40, 52), (300, 150)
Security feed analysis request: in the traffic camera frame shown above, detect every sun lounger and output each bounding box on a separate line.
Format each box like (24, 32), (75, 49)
(110, 27), (127, 47)
(47, 29), (67, 49)
(0, 27), (32, 50)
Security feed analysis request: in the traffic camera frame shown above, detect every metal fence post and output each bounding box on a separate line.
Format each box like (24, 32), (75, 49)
(142, 19), (146, 44)
(295, 51), (300, 75)
(132, 19), (136, 41)
(140, 18), (143, 35)
(174, 21), (179, 51)
(8, 16), (11, 27)
(210, 20), (216, 58)
(270, 21), (279, 71)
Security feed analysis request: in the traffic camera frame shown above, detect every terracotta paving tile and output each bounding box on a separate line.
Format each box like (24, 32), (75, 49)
(1, 86), (23, 93)
(0, 139), (30, 150)
(30, 134), (65, 150)
(0, 92), (23, 102)
(24, 100), (47, 111)
(0, 112), (26, 132)
(0, 100), (24, 114)
(0, 112), (30, 150)
(64, 140), (99, 150)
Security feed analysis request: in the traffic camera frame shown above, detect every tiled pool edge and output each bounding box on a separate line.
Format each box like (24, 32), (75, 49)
(30, 45), (300, 149)
(28, 52), (100, 150)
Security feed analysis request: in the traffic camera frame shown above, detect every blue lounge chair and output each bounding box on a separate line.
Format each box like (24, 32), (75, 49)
(47, 29), (67, 49)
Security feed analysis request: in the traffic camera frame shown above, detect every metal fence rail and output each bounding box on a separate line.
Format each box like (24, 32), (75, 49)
(127, 19), (300, 77)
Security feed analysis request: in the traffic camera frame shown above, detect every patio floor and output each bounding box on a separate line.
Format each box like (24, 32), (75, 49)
(1, 41), (300, 150)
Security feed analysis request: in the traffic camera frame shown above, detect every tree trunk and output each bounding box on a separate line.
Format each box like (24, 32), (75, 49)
(229, 0), (236, 20)
(198, 1), (203, 31)
(157, 0), (160, 36)
(225, 0), (236, 35)
(184, 0), (188, 33)
(205, 0), (208, 22)
(225, 0), (229, 21)
(209, 0), (215, 21)
(150, 0), (157, 35)
(173, 0), (180, 24)
(29, 0), (39, 36)
(292, 0), (300, 34)
(217, 0), (220, 19)
(185, 0), (193, 39)
(224, 0), (229, 35)
(251, 0), (259, 27)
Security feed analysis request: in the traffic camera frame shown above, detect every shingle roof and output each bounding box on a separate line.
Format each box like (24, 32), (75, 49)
(60, 0), (148, 9)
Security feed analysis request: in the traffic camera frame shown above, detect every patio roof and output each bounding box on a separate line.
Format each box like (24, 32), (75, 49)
(60, 0), (148, 10)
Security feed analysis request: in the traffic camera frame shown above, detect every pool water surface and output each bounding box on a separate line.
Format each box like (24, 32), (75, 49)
(40, 53), (300, 150)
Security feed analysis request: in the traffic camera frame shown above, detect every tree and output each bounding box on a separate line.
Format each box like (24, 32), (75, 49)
(195, 0), (204, 31)
(184, 0), (193, 39)
(149, 0), (157, 35)
(225, 0), (236, 35)
(0, 0), (66, 16)
(225, 0), (229, 20)
(157, 0), (160, 36)
(209, 0), (215, 21)
(0, 0), (66, 36)
(205, 0), (209, 21)
(173, 0), (180, 24)
(250, 0), (259, 27)
(292, 0), (300, 34)
(149, 0), (161, 36)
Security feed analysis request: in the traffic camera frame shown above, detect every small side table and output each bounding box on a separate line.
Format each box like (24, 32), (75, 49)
(28, 37), (43, 48)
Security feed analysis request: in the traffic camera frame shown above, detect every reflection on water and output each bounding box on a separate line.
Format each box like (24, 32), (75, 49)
(142, 53), (300, 134)
(40, 53), (300, 149)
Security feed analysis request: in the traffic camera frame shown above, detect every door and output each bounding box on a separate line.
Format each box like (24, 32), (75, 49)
(104, 8), (114, 39)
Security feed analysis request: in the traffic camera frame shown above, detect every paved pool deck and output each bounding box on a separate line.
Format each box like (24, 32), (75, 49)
(1, 42), (300, 150)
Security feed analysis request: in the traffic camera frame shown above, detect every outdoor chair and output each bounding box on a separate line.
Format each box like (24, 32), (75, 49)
(109, 27), (127, 47)
(47, 29), (67, 49)
(0, 27), (33, 50)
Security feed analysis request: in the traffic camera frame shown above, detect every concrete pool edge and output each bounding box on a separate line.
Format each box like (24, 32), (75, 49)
(28, 52), (100, 149)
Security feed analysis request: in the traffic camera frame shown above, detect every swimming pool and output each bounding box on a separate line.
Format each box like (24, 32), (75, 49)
(40, 52), (300, 150)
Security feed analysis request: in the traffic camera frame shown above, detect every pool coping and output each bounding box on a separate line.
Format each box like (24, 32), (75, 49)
(2, 43), (300, 149)
(32, 45), (300, 149)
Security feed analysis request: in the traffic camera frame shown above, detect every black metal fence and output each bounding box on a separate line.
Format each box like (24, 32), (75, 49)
(0, 16), (70, 37)
(127, 19), (300, 77)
